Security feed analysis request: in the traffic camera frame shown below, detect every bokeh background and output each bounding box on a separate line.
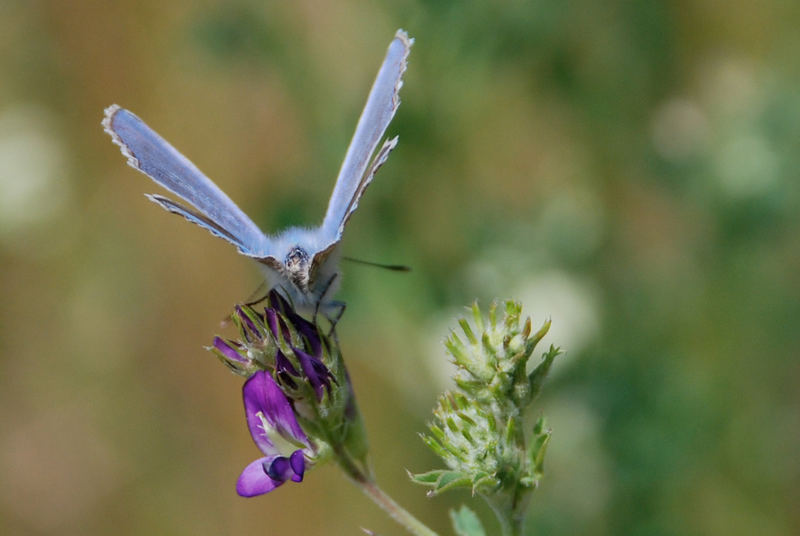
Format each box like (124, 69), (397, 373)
(1, 1), (799, 535)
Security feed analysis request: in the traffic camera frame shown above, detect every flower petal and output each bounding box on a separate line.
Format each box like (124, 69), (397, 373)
(243, 370), (309, 453)
(289, 449), (306, 482)
(265, 456), (291, 480)
(275, 349), (300, 378)
(213, 337), (247, 364)
(275, 349), (300, 389)
(264, 308), (281, 340)
(293, 347), (334, 400)
(236, 456), (284, 497)
(235, 305), (262, 343)
(264, 307), (292, 345)
(268, 289), (292, 311)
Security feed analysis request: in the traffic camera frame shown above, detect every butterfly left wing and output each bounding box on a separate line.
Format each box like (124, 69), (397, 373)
(103, 105), (273, 258)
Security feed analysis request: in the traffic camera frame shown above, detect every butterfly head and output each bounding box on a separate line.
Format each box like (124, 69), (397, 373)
(284, 246), (311, 292)
(255, 226), (342, 311)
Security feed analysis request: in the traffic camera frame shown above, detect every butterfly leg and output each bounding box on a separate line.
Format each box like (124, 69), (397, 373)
(313, 272), (346, 336)
(314, 272), (340, 317)
(325, 300), (347, 336)
(242, 281), (271, 307)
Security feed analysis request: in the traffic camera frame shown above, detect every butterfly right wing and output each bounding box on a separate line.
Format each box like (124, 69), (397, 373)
(103, 105), (273, 258)
(319, 30), (413, 246)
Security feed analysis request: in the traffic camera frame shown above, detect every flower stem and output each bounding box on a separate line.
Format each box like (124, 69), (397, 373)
(358, 476), (440, 536)
(484, 490), (526, 536)
(336, 448), (439, 536)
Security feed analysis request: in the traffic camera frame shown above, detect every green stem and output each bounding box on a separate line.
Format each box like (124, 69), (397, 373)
(336, 448), (439, 536)
(484, 498), (511, 536)
(508, 509), (524, 536)
(484, 486), (527, 536)
(358, 476), (440, 536)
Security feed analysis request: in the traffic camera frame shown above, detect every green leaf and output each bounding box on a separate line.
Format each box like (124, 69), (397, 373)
(533, 415), (546, 435)
(450, 505), (487, 536)
(471, 301), (485, 332)
(341, 404), (369, 464)
(503, 300), (522, 330)
(459, 318), (478, 344)
(487, 301), (497, 330)
(435, 470), (472, 493)
(409, 469), (446, 485)
(527, 344), (561, 402)
(470, 471), (498, 492)
(420, 433), (449, 459)
(410, 469), (473, 495)
(528, 416), (552, 479)
(527, 318), (551, 350)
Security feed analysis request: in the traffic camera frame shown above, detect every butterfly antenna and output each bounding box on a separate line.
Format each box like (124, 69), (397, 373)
(342, 256), (411, 272)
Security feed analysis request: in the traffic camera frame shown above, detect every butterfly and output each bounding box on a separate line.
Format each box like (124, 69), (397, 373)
(103, 30), (412, 313)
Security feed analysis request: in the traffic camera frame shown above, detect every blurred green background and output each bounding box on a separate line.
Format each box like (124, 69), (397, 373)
(1, 1), (799, 535)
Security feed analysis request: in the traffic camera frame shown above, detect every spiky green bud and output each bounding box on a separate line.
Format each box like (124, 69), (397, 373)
(412, 300), (561, 514)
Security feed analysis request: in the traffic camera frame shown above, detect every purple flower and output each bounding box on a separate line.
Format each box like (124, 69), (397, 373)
(236, 370), (313, 497)
(274, 349), (300, 389)
(209, 292), (369, 498)
(293, 346), (335, 400)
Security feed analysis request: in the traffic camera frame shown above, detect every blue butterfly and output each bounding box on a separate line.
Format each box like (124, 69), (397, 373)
(104, 30), (412, 311)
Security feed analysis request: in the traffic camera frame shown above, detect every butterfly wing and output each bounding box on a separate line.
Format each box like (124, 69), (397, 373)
(318, 29), (413, 246)
(103, 105), (273, 258)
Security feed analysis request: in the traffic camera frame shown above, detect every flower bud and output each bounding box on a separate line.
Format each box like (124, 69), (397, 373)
(412, 300), (560, 501)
